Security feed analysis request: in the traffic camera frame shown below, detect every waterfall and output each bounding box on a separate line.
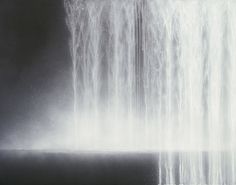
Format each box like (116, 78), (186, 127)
(65, 0), (236, 184)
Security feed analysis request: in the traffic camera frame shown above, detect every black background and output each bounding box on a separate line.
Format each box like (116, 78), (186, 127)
(0, 0), (71, 147)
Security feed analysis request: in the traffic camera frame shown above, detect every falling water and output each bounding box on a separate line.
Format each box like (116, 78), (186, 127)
(65, 0), (236, 184)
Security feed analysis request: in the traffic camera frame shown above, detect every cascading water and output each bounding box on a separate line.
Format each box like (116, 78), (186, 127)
(65, 0), (236, 184)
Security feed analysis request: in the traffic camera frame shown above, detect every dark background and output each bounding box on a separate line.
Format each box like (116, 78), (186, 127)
(0, 151), (157, 185)
(0, 0), (72, 148)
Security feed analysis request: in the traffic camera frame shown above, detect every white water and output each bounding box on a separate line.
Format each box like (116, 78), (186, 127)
(65, 0), (236, 184)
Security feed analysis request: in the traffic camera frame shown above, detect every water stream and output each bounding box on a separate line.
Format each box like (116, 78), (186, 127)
(65, 0), (236, 184)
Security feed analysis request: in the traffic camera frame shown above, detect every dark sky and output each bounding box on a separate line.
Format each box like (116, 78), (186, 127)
(0, 0), (72, 148)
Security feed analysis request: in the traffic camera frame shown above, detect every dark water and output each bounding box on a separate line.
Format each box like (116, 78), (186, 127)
(0, 150), (157, 185)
